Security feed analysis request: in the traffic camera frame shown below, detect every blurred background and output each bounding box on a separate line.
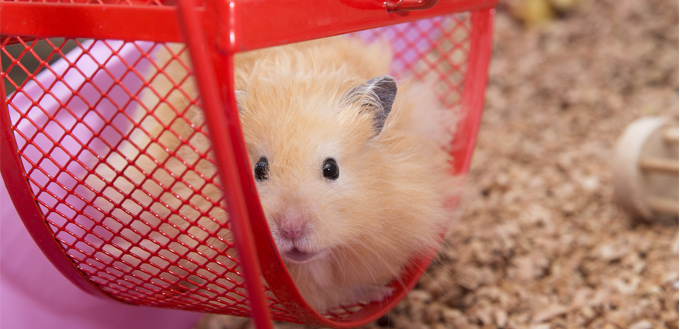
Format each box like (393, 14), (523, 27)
(199, 0), (679, 328)
(376, 0), (679, 327)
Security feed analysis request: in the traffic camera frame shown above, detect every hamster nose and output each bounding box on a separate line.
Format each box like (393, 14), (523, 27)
(276, 210), (309, 240)
(281, 225), (305, 240)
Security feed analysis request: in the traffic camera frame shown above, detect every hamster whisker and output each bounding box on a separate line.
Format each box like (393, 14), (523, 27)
(350, 240), (419, 310)
(335, 241), (383, 296)
(344, 232), (422, 298)
(327, 249), (347, 287)
(420, 253), (461, 296)
(351, 238), (404, 279)
(329, 247), (359, 291)
(341, 237), (400, 280)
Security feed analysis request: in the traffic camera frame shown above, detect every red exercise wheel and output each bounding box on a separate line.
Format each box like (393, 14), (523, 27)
(0, 0), (496, 327)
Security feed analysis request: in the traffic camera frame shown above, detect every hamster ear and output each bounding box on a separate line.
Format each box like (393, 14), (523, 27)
(342, 75), (397, 134)
(234, 90), (246, 112)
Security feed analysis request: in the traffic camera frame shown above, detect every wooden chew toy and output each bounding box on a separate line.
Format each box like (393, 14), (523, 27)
(613, 117), (679, 221)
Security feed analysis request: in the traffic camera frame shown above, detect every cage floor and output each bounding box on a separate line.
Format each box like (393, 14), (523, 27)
(196, 0), (679, 328)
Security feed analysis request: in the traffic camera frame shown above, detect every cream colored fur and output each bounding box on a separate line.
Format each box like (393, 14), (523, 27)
(99, 37), (459, 312)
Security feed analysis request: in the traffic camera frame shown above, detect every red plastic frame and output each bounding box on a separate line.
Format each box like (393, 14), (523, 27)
(1, 0), (496, 328)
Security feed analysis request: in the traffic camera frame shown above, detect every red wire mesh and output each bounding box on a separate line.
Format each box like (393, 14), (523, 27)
(2, 12), (471, 324)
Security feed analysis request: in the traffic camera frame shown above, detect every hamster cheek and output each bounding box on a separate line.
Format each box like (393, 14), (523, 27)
(312, 180), (359, 245)
(252, 184), (286, 243)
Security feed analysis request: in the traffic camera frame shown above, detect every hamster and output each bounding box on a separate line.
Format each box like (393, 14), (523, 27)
(98, 37), (458, 313)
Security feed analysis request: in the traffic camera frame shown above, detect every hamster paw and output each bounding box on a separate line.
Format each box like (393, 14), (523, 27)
(350, 284), (395, 304)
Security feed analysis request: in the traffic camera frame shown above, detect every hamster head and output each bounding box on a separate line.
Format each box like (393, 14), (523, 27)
(238, 65), (399, 267)
(234, 41), (453, 313)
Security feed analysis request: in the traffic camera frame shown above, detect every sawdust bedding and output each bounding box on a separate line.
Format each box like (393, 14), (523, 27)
(196, 0), (679, 327)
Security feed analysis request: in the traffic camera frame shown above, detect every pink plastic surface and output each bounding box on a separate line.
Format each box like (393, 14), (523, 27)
(1, 39), (202, 329)
(1, 174), (203, 329)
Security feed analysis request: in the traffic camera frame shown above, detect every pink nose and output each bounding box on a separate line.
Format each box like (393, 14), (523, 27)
(277, 209), (308, 240)
(281, 225), (305, 240)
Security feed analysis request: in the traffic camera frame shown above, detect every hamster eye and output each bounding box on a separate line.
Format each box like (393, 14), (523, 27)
(254, 157), (269, 181)
(322, 158), (339, 180)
